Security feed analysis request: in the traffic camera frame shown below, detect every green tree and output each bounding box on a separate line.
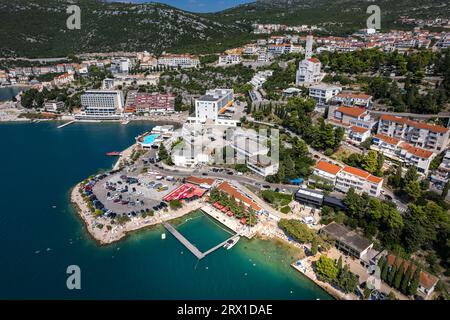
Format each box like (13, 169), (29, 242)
(405, 180), (422, 201)
(158, 143), (169, 161)
(401, 263), (413, 294)
(388, 257), (398, 285)
(315, 255), (339, 283)
(441, 180), (450, 200)
(393, 261), (405, 290)
(408, 268), (421, 296)
(381, 257), (389, 281)
(362, 150), (378, 174)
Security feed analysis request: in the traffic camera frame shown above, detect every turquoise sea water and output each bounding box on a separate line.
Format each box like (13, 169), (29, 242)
(0, 122), (331, 300)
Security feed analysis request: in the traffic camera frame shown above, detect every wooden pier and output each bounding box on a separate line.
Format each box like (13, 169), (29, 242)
(57, 120), (76, 129)
(163, 222), (240, 260)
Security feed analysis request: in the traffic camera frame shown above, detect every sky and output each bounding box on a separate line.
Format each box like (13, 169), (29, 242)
(109, 0), (254, 13)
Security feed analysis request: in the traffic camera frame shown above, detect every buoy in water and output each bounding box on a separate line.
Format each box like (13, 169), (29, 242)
(161, 233), (166, 240)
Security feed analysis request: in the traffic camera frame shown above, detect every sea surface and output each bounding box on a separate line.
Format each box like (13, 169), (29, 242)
(0, 86), (28, 102)
(0, 122), (331, 299)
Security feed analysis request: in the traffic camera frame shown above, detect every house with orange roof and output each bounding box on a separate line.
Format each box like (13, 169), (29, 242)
(327, 104), (377, 132)
(378, 115), (449, 153)
(311, 160), (342, 185)
(386, 254), (439, 299)
(216, 182), (263, 213)
(336, 166), (384, 197)
(347, 125), (371, 145)
(332, 92), (373, 109)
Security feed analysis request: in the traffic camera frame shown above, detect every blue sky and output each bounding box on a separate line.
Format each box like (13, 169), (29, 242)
(109, 0), (254, 13)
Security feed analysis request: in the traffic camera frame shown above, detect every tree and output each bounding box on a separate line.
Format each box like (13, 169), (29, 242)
(315, 255), (339, 283)
(393, 261), (405, 290)
(362, 150), (378, 174)
(158, 143), (169, 161)
(311, 239), (318, 255)
(381, 257), (389, 281)
(404, 166), (418, 184)
(401, 263), (413, 294)
(337, 256), (343, 270)
(408, 268), (421, 296)
(441, 180), (450, 200)
(405, 180), (422, 201)
(388, 257), (398, 285)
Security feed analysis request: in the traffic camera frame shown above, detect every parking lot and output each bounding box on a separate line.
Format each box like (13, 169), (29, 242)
(92, 172), (180, 216)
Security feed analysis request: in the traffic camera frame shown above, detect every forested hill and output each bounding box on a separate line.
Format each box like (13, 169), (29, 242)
(213, 0), (450, 34)
(0, 0), (248, 58)
(1, 0), (449, 58)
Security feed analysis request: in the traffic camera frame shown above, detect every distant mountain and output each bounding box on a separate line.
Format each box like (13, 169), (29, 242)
(0, 0), (248, 58)
(1, 0), (449, 58)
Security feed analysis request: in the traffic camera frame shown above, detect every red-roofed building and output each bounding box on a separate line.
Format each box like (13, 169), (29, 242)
(348, 126), (371, 145)
(378, 115), (449, 152)
(372, 134), (436, 174)
(336, 166), (383, 197)
(327, 105), (376, 132)
(217, 182), (262, 213)
(312, 160), (342, 185)
(386, 254), (439, 299)
(333, 92), (373, 109)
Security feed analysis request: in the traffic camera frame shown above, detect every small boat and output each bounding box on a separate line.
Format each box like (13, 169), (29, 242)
(106, 152), (121, 157)
(223, 236), (240, 250)
(161, 233), (166, 240)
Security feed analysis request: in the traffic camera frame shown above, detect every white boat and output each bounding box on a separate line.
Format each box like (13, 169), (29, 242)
(223, 236), (240, 250)
(161, 233), (166, 240)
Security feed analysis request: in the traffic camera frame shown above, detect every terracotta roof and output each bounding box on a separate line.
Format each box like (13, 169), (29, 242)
(350, 126), (369, 134)
(336, 92), (372, 100)
(374, 134), (401, 146)
(315, 160), (342, 175)
(186, 176), (216, 186)
(400, 142), (434, 159)
(217, 182), (261, 211)
(308, 57), (321, 63)
(336, 106), (367, 118)
(342, 166), (383, 185)
(387, 254), (439, 290)
(380, 115), (449, 134)
(327, 119), (351, 127)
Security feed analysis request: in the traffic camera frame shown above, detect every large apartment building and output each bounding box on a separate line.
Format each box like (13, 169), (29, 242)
(332, 92), (373, 109)
(187, 89), (238, 127)
(372, 134), (435, 174)
(76, 90), (124, 120)
(311, 160), (383, 196)
(308, 83), (342, 107)
(124, 91), (175, 114)
(157, 54), (200, 69)
(295, 57), (323, 86)
(377, 115), (450, 152)
(431, 150), (450, 186)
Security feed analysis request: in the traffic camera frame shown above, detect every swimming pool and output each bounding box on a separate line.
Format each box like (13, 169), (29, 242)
(143, 134), (160, 145)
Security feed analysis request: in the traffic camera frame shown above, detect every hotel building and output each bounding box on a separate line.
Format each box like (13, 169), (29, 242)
(332, 92), (373, 109)
(372, 134), (436, 175)
(124, 91), (175, 114)
(76, 90), (124, 120)
(157, 54), (200, 69)
(377, 115), (450, 152)
(311, 160), (384, 197)
(308, 83), (342, 107)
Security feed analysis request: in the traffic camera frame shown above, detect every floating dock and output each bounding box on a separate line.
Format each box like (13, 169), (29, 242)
(163, 222), (240, 260)
(57, 120), (76, 129)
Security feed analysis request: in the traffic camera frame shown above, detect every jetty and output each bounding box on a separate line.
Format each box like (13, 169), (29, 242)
(163, 222), (240, 260)
(57, 120), (76, 129)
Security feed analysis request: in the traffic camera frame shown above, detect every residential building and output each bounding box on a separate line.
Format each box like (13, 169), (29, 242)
(218, 54), (241, 65)
(249, 70), (273, 88)
(158, 54), (200, 69)
(377, 115), (450, 152)
(44, 101), (64, 113)
(295, 57), (323, 86)
(332, 92), (373, 109)
(372, 134), (436, 174)
(187, 89), (239, 127)
(216, 181), (263, 214)
(327, 106), (376, 130)
(386, 254), (439, 299)
(336, 166), (383, 196)
(311, 160), (341, 185)
(76, 90), (124, 120)
(347, 126), (371, 145)
(247, 155), (279, 177)
(320, 222), (374, 260)
(295, 188), (324, 207)
(308, 83), (342, 107)
(111, 58), (131, 74)
(124, 91), (175, 114)
(431, 150), (450, 186)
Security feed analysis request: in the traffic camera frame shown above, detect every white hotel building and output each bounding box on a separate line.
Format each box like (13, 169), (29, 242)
(372, 134), (435, 175)
(311, 161), (384, 197)
(157, 54), (200, 69)
(308, 83), (342, 108)
(76, 90), (124, 120)
(188, 89), (238, 127)
(377, 115), (450, 153)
